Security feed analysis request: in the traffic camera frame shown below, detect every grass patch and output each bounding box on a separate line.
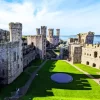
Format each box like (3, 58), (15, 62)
(28, 67), (38, 74)
(74, 64), (100, 77)
(30, 59), (44, 66)
(21, 60), (100, 100)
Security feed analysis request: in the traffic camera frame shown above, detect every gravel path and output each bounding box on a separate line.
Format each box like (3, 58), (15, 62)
(64, 60), (100, 85)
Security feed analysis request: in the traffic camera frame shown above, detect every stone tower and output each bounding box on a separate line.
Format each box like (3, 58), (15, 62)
(86, 31), (94, 44)
(9, 22), (22, 42)
(36, 28), (40, 35)
(77, 31), (94, 45)
(9, 22), (23, 83)
(56, 29), (60, 37)
(41, 26), (47, 38)
(48, 29), (54, 38)
(41, 26), (47, 59)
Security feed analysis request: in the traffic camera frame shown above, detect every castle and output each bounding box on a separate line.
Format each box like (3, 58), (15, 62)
(0, 22), (60, 84)
(68, 31), (100, 69)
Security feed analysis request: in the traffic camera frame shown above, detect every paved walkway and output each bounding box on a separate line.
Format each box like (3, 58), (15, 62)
(4, 60), (47, 100)
(64, 60), (100, 85)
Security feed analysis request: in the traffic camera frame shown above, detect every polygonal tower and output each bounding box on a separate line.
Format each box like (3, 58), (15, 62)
(41, 26), (47, 38)
(48, 29), (54, 38)
(86, 31), (94, 44)
(36, 28), (40, 35)
(56, 29), (60, 37)
(9, 22), (22, 42)
(9, 22), (23, 76)
(77, 31), (94, 45)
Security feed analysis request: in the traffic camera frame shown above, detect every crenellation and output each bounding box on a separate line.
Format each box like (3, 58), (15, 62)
(9, 22), (22, 29)
(56, 29), (60, 37)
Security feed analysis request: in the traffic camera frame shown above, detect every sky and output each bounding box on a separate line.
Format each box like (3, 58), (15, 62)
(0, 0), (100, 35)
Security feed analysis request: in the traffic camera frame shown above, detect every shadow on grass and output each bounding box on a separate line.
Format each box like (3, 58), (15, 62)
(20, 60), (100, 100)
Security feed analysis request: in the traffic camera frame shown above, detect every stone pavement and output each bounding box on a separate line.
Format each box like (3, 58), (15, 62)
(64, 60), (100, 85)
(4, 60), (47, 100)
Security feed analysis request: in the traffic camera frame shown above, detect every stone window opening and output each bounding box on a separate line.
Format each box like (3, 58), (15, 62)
(86, 61), (89, 65)
(13, 52), (16, 61)
(94, 51), (97, 58)
(31, 42), (34, 46)
(18, 64), (19, 68)
(93, 63), (96, 67)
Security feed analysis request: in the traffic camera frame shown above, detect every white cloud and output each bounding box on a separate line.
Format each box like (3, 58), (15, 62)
(0, 0), (100, 35)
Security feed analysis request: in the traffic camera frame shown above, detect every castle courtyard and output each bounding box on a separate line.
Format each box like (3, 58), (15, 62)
(19, 60), (100, 100)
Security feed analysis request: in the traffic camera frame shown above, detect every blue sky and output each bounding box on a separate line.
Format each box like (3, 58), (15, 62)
(0, 0), (100, 35)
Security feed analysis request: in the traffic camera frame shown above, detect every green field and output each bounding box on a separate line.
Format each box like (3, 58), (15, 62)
(74, 64), (100, 78)
(21, 60), (100, 100)
(0, 59), (43, 100)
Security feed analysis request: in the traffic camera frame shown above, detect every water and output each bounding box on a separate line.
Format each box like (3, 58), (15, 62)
(60, 35), (100, 44)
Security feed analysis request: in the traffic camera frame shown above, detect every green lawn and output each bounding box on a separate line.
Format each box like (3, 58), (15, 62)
(30, 59), (44, 66)
(0, 59), (43, 100)
(0, 72), (30, 100)
(74, 64), (100, 77)
(21, 60), (100, 100)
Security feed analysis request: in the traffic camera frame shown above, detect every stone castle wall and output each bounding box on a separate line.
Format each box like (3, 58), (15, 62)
(27, 26), (47, 59)
(0, 22), (23, 84)
(47, 29), (60, 47)
(81, 44), (100, 69)
(0, 29), (10, 43)
(68, 32), (100, 69)
(0, 41), (23, 84)
(23, 45), (36, 68)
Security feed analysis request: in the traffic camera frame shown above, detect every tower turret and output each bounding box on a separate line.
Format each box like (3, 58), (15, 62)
(56, 29), (60, 37)
(41, 26), (47, 38)
(36, 28), (40, 35)
(48, 29), (54, 38)
(9, 22), (22, 42)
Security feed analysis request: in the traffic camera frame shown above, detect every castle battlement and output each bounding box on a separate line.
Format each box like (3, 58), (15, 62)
(41, 26), (47, 29)
(9, 22), (22, 29)
(88, 31), (95, 35)
(0, 29), (9, 33)
(84, 44), (100, 48)
(48, 28), (54, 31)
